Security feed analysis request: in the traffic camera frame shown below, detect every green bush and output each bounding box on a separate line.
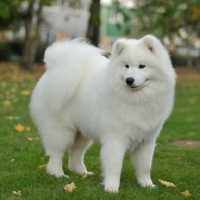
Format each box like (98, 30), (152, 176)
(0, 41), (48, 63)
(0, 43), (12, 61)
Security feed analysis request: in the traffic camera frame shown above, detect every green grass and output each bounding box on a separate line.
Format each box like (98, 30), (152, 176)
(0, 64), (200, 199)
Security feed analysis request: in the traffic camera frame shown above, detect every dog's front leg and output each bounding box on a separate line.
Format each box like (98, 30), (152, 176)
(130, 137), (157, 188)
(100, 139), (126, 193)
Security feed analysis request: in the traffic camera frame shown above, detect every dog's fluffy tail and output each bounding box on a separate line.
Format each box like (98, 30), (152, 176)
(44, 38), (102, 69)
(31, 39), (102, 115)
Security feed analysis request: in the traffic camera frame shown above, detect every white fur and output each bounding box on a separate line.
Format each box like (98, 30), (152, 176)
(30, 35), (176, 193)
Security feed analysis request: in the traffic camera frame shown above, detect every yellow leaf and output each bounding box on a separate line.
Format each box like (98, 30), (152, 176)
(21, 90), (31, 96)
(82, 173), (88, 179)
(38, 164), (47, 169)
(7, 116), (19, 120)
(14, 124), (25, 132)
(27, 136), (39, 141)
(182, 190), (192, 197)
(158, 179), (176, 187)
(189, 96), (198, 104)
(40, 157), (45, 162)
(27, 137), (33, 141)
(25, 127), (31, 131)
(6, 91), (10, 95)
(3, 100), (11, 106)
(64, 182), (76, 192)
(12, 191), (22, 196)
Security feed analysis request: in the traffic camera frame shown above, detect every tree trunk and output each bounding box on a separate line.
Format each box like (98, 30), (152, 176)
(86, 0), (100, 46)
(197, 50), (200, 70)
(21, 0), (43, 70)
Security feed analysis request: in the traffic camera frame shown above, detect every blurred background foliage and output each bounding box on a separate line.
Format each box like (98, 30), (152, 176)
(0, 0), (200, 70)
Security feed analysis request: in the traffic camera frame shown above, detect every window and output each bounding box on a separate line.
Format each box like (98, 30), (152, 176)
(108, 12), (123, 24)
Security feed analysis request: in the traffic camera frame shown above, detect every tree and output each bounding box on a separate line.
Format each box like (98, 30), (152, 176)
(0, 0), (22, 30)
(21, 0), (43, 70)
(133, 0), (200, 37)
(66, 0), (101, 46)
(133, 0), (200, 68)
(0, 0), (101, 69)
(86, 0), (101, 46)
(0, 0), (56, 70)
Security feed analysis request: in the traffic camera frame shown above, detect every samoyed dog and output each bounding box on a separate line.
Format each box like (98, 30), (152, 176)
(30, 35), (176, 192)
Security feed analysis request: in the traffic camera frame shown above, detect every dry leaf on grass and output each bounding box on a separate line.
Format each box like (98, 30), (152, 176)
(6, 116), (19, 120)
(13, 191), (22, 196)
(25, 127), (31, 131)
(14, 124), (25, 132)
(158, 179), (176, 187)
(189, 96), (197, 104)
(82, 173), (88, 179)
(27, 136), (40, 141)
(3, 100), (11, 106)
(64, 182), (76, 192)
(40, 157), (45, 162)
(21, 90), (31, 96)
(38, 164), (47, 169)
(182, 190), (192, 197)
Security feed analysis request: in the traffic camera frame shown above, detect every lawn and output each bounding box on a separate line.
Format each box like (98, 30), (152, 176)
(0, 63), (200, 200)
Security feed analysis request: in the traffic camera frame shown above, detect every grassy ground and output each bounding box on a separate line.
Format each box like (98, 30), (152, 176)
(0, 63), (200, 199)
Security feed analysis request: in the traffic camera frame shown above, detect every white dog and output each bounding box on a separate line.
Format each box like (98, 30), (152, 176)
(30, 35), (176, 192)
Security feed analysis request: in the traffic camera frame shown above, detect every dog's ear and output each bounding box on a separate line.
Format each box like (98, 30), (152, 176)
(142, 35), (160, 54)
(112, 38), (127, 56)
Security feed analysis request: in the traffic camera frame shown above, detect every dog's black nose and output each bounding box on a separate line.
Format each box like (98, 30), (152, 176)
(126, 77), (134, 86)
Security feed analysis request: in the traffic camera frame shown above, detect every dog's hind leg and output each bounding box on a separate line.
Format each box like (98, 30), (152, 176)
(68, 132), (93, 175)
(40, 124), (75, 178)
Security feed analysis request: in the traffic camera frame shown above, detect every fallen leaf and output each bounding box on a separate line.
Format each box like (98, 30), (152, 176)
(158, 179), (176, 187)
(13, 191), (22, 196)
(21, 90), (31, 96)
(6, 116), (13, 120)
(14, 124), (25, 132)
(182, 190), (192, 197)
(6, 116), (19, 120)
(27, 136), (39, 141)
(40, 157), (45, 162)
(3, 100), (11, 106)
(25, 127), (31, 131)
(189, 96), (197, 104)
(38, 164), (47, 169)
(64, 182), (76, 192)
(82, 173), (88, 179)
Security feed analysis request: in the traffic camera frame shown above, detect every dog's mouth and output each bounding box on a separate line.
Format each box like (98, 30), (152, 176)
(128, 79), (149, 90)
(130, 85), (144, 90)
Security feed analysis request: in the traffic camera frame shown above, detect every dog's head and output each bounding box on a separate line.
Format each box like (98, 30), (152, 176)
(109, 35), (175, 92)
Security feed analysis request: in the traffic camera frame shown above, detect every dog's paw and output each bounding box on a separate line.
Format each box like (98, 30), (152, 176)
(47, 169), (69, 178)
(105, 186), (119, 193)
(68, 163), (94, 175)
(84, 171), (94, 175)
(47, 163), (69, 178)
(103, 180), (119, 193)
(138, 179), (156, 188)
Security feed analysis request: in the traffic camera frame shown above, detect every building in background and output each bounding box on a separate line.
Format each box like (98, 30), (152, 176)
(41, 4), (90, 43)
(0, 0), (135, 51)
(100, 2), (136, 50)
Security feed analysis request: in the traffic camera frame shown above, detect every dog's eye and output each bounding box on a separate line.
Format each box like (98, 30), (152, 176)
(139, 64), (145, 69)
(125, 65), (129, 68)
